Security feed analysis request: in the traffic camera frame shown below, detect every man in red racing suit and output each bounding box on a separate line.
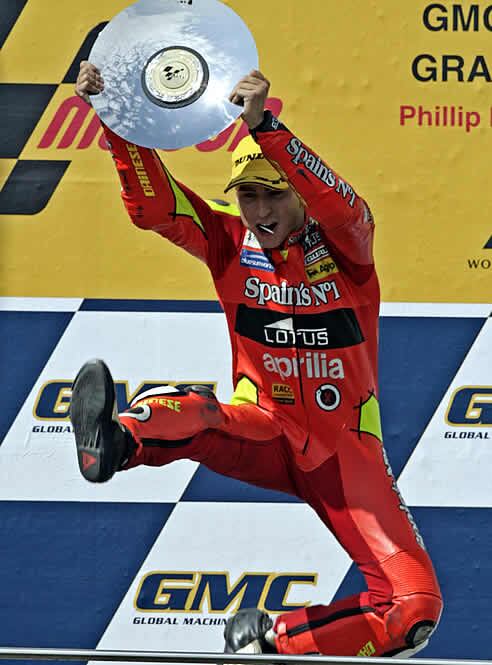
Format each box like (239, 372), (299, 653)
(71, 65), (442, 658)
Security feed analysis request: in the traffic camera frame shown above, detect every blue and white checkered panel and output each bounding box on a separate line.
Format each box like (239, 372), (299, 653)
(399, 315), (492, 508)
(0, 298), (491, 660)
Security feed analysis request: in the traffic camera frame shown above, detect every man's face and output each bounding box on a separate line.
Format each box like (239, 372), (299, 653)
(235, 184), (305, 249)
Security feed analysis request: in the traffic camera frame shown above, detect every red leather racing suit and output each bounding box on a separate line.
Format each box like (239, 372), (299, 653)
(102, 111), (442, 657)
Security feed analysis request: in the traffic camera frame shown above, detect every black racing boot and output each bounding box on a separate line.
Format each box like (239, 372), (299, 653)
(224, 609), (277, 654)
(70, 359), (135, 483)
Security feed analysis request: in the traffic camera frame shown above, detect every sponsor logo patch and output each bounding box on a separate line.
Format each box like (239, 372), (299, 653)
(306, 258), (338, 284)
(304, 244), (331, 266)
(126, 144), (155, 197)
(132, 397), (182, 412)
(272, 383), (295, 404)
(286, 138), (357, 207)
(235, 304), (364, 350)
(264, 317), (329, 348)
(301, 223), (338, 284)
(244, 277), (341, 307)
(315, 383), (341, 411)
(357, 641), (376, 657)
(240, 231), (275, 272)
(301, 227), (324, 253)
(263, 352), (345, 381)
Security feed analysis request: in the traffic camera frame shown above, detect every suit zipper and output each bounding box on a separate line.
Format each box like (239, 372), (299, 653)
(293, 299), (309, 455)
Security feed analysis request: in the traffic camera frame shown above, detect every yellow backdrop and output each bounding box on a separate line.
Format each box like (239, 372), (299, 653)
(1, 0), (490, 301)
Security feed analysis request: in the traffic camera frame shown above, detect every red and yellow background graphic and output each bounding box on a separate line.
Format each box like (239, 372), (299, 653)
(1, 0), (490, 301)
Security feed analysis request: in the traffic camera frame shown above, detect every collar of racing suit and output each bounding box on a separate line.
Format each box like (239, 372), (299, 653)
(267, 215), (316, 265)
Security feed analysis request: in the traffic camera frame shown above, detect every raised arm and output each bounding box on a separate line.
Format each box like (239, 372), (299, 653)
(75, 61), (236, 274)
(102, 123), (231, 266)
(230, 71), (375, 283)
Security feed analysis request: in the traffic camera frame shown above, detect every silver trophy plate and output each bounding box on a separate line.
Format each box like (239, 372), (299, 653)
(89, 0), (258, 149)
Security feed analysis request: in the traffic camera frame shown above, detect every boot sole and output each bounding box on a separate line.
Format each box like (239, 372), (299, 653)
(70, 359), (116, 483)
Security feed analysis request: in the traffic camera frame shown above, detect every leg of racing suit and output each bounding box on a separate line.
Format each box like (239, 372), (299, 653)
(120, 385), (294, 494)
(120, 390), (442, 656)
(271, 432), (443, 657)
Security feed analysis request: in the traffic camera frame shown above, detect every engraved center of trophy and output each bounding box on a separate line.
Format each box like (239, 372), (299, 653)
(142, 46), (209, 108)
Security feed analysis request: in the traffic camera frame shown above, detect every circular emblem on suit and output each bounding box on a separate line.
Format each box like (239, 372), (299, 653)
(315, 384), (341, 411)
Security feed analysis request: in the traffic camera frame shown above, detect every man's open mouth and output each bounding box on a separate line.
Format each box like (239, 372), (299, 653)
(257, 223), (278, 235)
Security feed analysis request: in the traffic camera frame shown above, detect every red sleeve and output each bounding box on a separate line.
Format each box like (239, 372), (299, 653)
(252, 111), (375, 283)
(102, 123), (237, 276)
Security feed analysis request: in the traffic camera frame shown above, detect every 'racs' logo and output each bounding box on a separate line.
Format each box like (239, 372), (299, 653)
(272, 383), (295, 404)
